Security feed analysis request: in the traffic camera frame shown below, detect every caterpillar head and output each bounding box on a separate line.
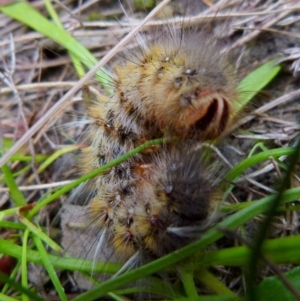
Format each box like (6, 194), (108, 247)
(146, 31), (238, 140)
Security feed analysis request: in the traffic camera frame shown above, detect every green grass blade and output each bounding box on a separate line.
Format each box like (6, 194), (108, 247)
(201, 235), (300, 266)
(180, 267), (198, 298)
(0, 2), (97, 67)
(8, 154), (48, 163)
(1, 164), (26, 206)
(0, 221), (25, 231)
(33, 236), (68, 301)
(0, 238), (120, 274)
(0, 2), (110, 88)
(236, 58), (281, 112)
(19, 215), (63, 252)
(106, 292), (128, 301)
(21, 229), (29, 301)
(0, 293), (19, 301)
(255, 266), (300, 301)
(172, 297), (237, 301)
(196, 268), (236, 296)
(0, 207), (21, 221)
(225, 147), (295, 182)
(43, 0), (85, 78)
(36, 145), (80, 174)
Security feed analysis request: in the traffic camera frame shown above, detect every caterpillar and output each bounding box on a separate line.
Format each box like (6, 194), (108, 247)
(72, 0), (239, 264)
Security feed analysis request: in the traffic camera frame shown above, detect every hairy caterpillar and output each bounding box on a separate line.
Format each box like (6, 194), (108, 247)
(70, 1), (239, 265)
